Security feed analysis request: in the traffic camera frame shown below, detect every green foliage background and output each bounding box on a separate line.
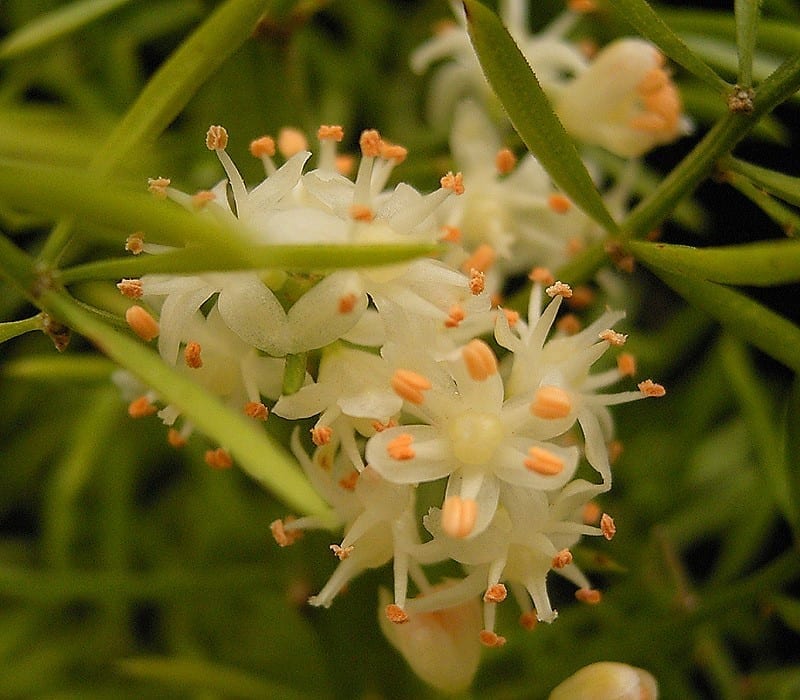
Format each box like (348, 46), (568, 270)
(1, 0), (799, 697)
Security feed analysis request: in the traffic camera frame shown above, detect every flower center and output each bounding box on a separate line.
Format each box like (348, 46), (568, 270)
(447, 411), (504, 465)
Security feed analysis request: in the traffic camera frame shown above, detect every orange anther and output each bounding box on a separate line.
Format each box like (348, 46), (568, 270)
(479, 630), (507, 647)
(385, 604), (409, 624)
(147, 177), (170, 198)
(556, 313), (582, 335)
(530, 386), (572, 419)
(205, 447), (233, 469)
(244, 402), (269, 421)
(278, 127), (309, 157)
(495, 148), (517, 174)
(441, 496), (478, 539)
(599, 329), (627, 347)
(440, 171), (465, 195)
(608, 440), (624, 464)
(125, 232), (144, 254)
(338, 470), (359, 491)
(184, 341), (202, 369)
(519, 611), (539, 631)
(125, 305), (159, 341)
(205, 125), (228, 150)
(484, 583), (507, 603)
(335, 154), (355, 176)
(601, 513), (616, 540)
(568, 0), (597, 13)
(271, 517), (303, 547)
(575, 588), (602, 604)
(311, 426), (333, 446)
(617, 353), (636, 377)
(167, 428), (187, 448)
(192, 190), (216, 209)
(545, 281), (573, 298)
(317, 124), (344, 141)
(249, 135), (276, 157)
(338, 292), (359, 314)
(117, 278), (143, 299)
(386, 433), (415, 461)
(391, 369), (431, 404)
(359, 129), (382, 157)
(440, 225), (462, 243)
(349, 204), (374, 222)
(529, 267), (555, 285)
(330, 543), (354, 560)
(552, 549), (573, 569)
(503, 309), (520, 328)
(445, 304), (465, 328)
(462, 339), (497, 381)
(567, 285), (594, 309)
(380, 142), (408, 163)
(638, 379), (666, 397)
(524, 446), (565, 475)
(468, 267), (485, 295)
(583, 501), (602, 525)
(128, 395), (157, 418)
(547, 193), (572, 214)
(461, 244), (496, 273)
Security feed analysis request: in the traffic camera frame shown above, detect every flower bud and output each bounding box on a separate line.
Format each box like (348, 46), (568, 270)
(548, 662), (658, 700)
(378, 587), (481, 694)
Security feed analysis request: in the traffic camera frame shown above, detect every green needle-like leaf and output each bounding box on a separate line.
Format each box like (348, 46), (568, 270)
(629, 239), (800, 285)
(0, 0), (132, 60)
(0, 316), (43, 344)
(723, 157), (800, 207)
(462, 0), (618, 233)
(635, 263), (800, 373)
(735, 0), (763, 88)
(609, 0), (731, 93)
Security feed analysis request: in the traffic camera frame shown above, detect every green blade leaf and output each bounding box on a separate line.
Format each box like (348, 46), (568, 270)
(635, 262), (800, 373)
(629, 239), (800, 285)
(39, 288), (335, 524)
(462, 0), (618, 233)
(0, 0), (133, 61)
(735, 0), (763, 88)
(609, 0), (731, 93)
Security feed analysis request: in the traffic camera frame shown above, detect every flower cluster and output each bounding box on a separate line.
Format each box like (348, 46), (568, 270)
(114, 1), (682, 692)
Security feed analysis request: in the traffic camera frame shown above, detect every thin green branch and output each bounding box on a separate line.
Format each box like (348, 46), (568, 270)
(735, 0), (763, 88)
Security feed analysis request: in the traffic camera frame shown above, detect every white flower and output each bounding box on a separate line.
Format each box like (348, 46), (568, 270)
(555, 38), (690, 158)
(366, 338), (580, 540)
(495, 275), (665, 483)
(549, 662), (658, 700)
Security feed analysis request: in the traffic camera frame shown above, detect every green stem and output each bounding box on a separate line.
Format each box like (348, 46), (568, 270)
(735, 0), (763, 88)
(282, 353), (308, 396)
(0, 315), (43, 344)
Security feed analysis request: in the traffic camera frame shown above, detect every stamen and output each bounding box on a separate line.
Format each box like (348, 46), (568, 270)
(125, 305), (159, 341)
(192, 190), (215, 209)
(568, 0), (597, 13)
(205, 447), (233, 469)
(495, 148), (517, 174)
(545, 281), (573, 298)
(557, 314), (582, 335)
(117, 278), (143, 299)
(601, 513), (616, 540)
(386, 433), (415, 461)
(391, 369), (431, 404)
(249, 135), (276, 157)
(479, 630), (507, 648)
(445, 304), (465, 328)
(566, 237), (585, 256)
(385, 604), (409, 624)
(125, 232), (144, 254)
(441, 496), (478, 539)
(244, 402), (269, 421)
(440, 171), (465, 195)
(608, 440), (624, 464)
(503, 309), (520, 328)
(440, 225), (461, 243)
(338, 470), (359, 491)
(552, 549), (573, 569)
(519, 611), (538, 631)
(469, 268), (485, 295)
(338, 293), (359, 314)
(371, 419), (397, 433)
(575, 588), (602, 605)
(530, 386), (572, 419)
(462, 339), (498, 381)
(311, 426), (333, 446)
(278, 127), (309, 157)
(529, 267), (555, 285)
(147, 177), (170, 198)
(547, 193), (572, 214)
(461, 244), (496, 273)
(205, 125), (228, 150)
(359, 129), (382, 157)
(349, 204), (374, 222)
(583, 501), (602, 525)
(630, 113), (668, 132)
(167, 428), (187, 448)
(271, 517), (303, 547)
(617, 353), (636, 376)
(599, 329), (628, 346)
(638, 379), (666, 397)
(330, 543), (354, 560)
(128, 396), (157, 418)
(336, 154), (355, 176)
(184, 341), (203, 369)
(567, 285), (594, 309)
(380, 142), (408, 163)
(524, 446), (565, 475)
(637, 67), (669, 95)
(484, 583), (507, 603)
(317, 125), (344, 142)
